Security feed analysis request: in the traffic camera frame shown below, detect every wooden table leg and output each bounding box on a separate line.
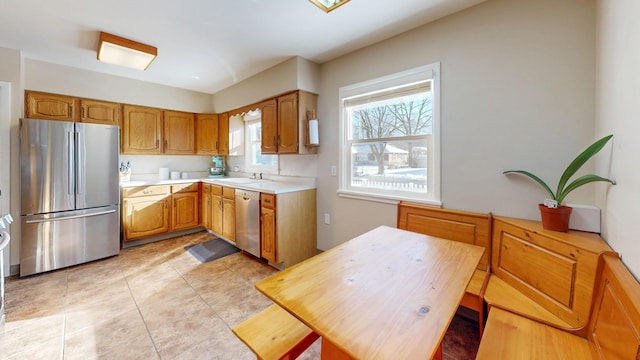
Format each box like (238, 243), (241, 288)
(432, 343), (443, 360)
(321, 338), (354, 360)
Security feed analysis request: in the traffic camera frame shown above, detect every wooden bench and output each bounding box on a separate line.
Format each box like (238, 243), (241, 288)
(485, 217), (614, 330)
(397, 203), (492, 336)
(232, 304), (319, 360)
(477, 253), (640, 359)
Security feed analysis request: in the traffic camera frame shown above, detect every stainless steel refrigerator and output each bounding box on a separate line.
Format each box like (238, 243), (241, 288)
(20, 118), (120, 277)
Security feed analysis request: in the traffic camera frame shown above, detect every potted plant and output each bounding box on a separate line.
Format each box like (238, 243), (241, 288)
(503, 134), (615, 232)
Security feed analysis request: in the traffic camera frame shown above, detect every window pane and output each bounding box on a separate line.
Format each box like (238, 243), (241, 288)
(348, 91), (432, 141)
(245, 118), (278, 171)
(350, 140), (428, 194)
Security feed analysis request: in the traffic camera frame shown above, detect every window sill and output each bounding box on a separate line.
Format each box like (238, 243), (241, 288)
(337, 189), (442, 207)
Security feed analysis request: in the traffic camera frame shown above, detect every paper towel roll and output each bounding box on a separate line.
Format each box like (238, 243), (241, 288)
(308, 119), (319, 146)
(159, 167), (169, 180)
(170, 171), (180, 180)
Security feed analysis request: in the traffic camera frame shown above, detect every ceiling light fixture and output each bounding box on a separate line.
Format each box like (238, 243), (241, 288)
(308, 0), (350, 13)
(97, 32), (157, 71)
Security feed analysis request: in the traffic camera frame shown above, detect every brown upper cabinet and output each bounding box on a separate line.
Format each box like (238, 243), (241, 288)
(196, 112), (230, 155)
(121, 106), (196, 155)
(260, 99), (278, 153)
(26, 91), (122, 125)
(25, 91), (77, 122)
(261, 90), (318, 155)
(218, 112), (229, 156)
(79, 99), (121, 125)
(164, 110), (195, 155)
(196, 113), (219, 154)
(121, 105), (163, 154)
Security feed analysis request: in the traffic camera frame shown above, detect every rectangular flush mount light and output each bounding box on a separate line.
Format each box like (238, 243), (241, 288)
(308, 0), (350, 13)
(97, 32), (157, 70)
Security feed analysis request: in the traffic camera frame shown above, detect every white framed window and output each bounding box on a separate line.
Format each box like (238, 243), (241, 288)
(244, 111), (278, 174)
(338, 63), (440, 205)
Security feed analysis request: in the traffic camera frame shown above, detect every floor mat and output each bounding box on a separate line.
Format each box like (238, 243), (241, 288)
(185, 238), (240, 263)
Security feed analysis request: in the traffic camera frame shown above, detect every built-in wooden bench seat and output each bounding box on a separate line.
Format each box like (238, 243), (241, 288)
(487, 217), (614, 330)
(397, 203), (492, 336)
(232, 304), (319, 360)
(477, 253), (640, 359)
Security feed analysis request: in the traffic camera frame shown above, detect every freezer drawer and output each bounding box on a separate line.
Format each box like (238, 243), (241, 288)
(20, 205), (120, 276)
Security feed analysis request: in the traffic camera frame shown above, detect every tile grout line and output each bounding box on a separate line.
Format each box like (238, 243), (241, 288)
(121, 258), (163, 359)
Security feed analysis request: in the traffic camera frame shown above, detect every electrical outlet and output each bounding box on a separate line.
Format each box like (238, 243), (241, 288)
(324, 213), (331, 224)
(331, 166), (337, 177)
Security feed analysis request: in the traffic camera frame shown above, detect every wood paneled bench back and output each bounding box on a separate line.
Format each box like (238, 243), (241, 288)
(477, 253), (640, 359)
(485, 217), (614, 329)
(397, 203), (492, 336)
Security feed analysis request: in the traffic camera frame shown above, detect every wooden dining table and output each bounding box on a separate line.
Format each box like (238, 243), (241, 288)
(255, 225), (485, 359)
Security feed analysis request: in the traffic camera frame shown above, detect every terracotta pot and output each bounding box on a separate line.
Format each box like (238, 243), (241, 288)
(538, 204), (573, 232)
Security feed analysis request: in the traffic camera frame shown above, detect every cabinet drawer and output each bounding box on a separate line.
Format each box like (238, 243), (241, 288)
(261, 193), (276, 209)
(223, 187), (235, 200)
(123, 185), (170, 198)
(171, 182), (199, 193)
(211, 185), (223, 196)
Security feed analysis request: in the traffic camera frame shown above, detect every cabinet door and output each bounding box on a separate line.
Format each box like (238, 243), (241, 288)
(122, 105), (163, 154)
(25, 91), (76, 121)
(172, 192), (199, 231)
(80, 99), (121, 125)
(260, 99), (278, 154)
(123, 195), (170, 241)
(201, 185), (212, 229)
(222, 198), (235, 241)
(218, 112), (229, 155)
(196, 114), (219, 154)
(277, 92), (298, 154)
(261, 206), (276, 263)
(164, 110), (195, 154)
(211, 194), (223, 235)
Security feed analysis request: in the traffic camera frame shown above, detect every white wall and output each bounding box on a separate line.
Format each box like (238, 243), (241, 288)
(0, 47), (22, 270)
(596, 0), (640, 277)
(212, 56), (320, 113)
(25, 59), (213, 112)
(316, 0), (597, 250)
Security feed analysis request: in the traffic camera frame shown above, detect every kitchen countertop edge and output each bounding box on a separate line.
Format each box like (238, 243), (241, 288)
(120, 178), (316, 195)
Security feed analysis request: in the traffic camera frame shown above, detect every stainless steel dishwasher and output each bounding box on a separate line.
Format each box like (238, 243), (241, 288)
(235, 189), (261, 258)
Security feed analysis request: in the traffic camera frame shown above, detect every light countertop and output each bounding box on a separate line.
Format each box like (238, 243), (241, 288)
(120, 176), (316, 194)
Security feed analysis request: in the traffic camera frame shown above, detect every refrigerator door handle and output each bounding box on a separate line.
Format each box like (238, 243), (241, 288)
(68, 131), (74, 195)
(75, 130), (80, 196)
(24, 209), (117, 224)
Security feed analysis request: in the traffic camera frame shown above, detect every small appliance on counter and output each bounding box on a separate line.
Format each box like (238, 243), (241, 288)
(209, 155), (225, 178)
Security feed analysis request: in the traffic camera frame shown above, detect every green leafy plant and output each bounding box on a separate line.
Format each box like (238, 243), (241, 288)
(504, 134), (616, 206)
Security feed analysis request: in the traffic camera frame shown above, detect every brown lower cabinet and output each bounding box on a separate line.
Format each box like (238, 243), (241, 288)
(122, 183), (199, 242)
(123, 182), (317, 269)
(201, 184), (235, 242)
(260, 190), (316, 269)
(122, 185), (171, 241)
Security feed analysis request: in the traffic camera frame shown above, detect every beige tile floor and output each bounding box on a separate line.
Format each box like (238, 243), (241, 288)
(1, 231), (478, 359)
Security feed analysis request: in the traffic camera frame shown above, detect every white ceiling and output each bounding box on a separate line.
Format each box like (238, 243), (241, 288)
(0, 0), (485, 94)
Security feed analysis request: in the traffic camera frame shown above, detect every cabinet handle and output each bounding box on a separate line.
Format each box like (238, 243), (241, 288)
(164, 199), (168, 208)
(273, 136), (277, 146)
(81, 107), (85, 120)
(142, 189), (152, 194)
(69, 106), (72, 118)
(156, 139), (160, 150)
(165, 139), (168, 150)
(215, 141), (219, 151)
